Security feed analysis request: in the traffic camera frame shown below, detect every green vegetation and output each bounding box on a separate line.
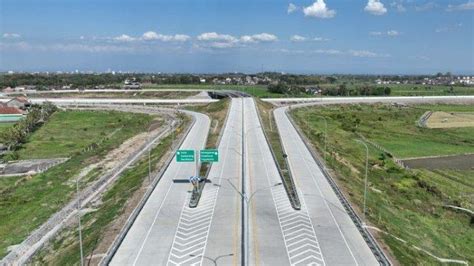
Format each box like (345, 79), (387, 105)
(32, 124), (182, 265)
(0, 123), (15, 135)
(255, 99), (299, 202)
(185, 99), (230, 176)
(0, 103), (57, 157)
(292, 104), (474, 265)
(0, 110), (153, 258)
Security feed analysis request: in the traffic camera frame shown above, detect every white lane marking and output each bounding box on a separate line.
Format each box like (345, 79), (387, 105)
(280, 111), (359, 265)
(249, 99), (325, 266)
(131, 115), (208, 265)
(167, 99), (236, 266)
(132, 180), (174, 266)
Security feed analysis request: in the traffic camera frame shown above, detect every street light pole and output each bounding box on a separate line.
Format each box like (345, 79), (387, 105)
(76, 178), (84, 266)
(217, 179), (282, 265)
(355, 139), (369, 223)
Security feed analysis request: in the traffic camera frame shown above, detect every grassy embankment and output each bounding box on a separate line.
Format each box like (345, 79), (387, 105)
(0, 110), (153, 258)
(185, 99), (230, 177)
(32, 116), (190, 265)
(291, 104), (474, 264)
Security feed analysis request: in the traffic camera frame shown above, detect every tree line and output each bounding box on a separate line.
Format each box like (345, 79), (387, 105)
(0, 102), (57, 160)
(268, 83), (391, 96)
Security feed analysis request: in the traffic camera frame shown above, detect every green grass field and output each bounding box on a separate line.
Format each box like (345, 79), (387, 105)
(0, 110), (153, 259)
(291, 104), (474, 265)
(0, 123), (14, 135)
(32, 124), (181, 265)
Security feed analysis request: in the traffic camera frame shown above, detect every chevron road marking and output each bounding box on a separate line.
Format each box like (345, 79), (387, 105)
(167, 185), (219, 266)
(270, 187), (326, 266)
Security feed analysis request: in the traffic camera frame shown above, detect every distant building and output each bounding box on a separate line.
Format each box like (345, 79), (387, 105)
(6, 97), (31, 110)
(123, 78), (141, 89)
(0, 105), (24, 122)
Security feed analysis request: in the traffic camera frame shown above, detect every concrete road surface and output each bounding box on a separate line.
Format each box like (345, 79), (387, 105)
(110, 111), (210, 265)
(274, 106), (379, 265)
(203, 98), (243, 265)
(243, 98), (290, 265)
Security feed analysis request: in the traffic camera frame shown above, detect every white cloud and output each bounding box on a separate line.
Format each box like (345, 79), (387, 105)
(303, 0), (336, 18)
(240, 33), (278, 43)
(387, 30), (400, 36)
(314, 37), (330, 41)
(370, 30), (400, 36)
(173, 34), (191, 42)
(447, 1), (474, 11)
(290, 35), (330, 42)
(142, 31), (159, 41)
(349, 49), (390, 57)
(365, 0), (388, 15)
(141, 31), (190, 42)
(290, 35), (307, 42)
(314, 49), (342, 55)
(113, 34), (135, 42)
(197, 32), (276, 48)
(2, 33), (21, 39)
(288, 3), (298, 14)
(197, 32), (237, 42)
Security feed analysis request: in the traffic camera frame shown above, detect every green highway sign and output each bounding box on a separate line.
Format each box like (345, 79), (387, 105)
(176, 150), (195, 162)
(200, 149), (219, 162)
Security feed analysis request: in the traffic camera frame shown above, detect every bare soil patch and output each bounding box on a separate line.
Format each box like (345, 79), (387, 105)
(425, 111), (474, 128)
(402, 153), (474, 170)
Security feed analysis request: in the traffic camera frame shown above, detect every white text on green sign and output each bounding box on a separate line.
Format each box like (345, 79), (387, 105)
(176, 150), (195, 162)
(200, 149), (219, 162)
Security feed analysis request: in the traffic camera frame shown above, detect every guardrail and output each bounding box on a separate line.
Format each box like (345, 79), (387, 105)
(284, 106), (392, 266)
(100, 112), (196, 265)
(254, 99), (301, 210)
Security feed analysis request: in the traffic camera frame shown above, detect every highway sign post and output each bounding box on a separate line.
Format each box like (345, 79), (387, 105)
(200, 149), (219, 163)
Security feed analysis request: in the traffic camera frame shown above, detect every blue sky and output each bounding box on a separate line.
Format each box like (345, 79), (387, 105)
(0, 0), (473, 74)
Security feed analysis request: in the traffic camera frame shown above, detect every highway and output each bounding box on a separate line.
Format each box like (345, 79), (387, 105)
(274, 106), (379, 265)
(109, 97), (384, 265)
(110, 111), (210, 265)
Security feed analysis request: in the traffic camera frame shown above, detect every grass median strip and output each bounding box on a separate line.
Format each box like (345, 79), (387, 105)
(256, 99), (300, 209)
(291, 103), (474, 265)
